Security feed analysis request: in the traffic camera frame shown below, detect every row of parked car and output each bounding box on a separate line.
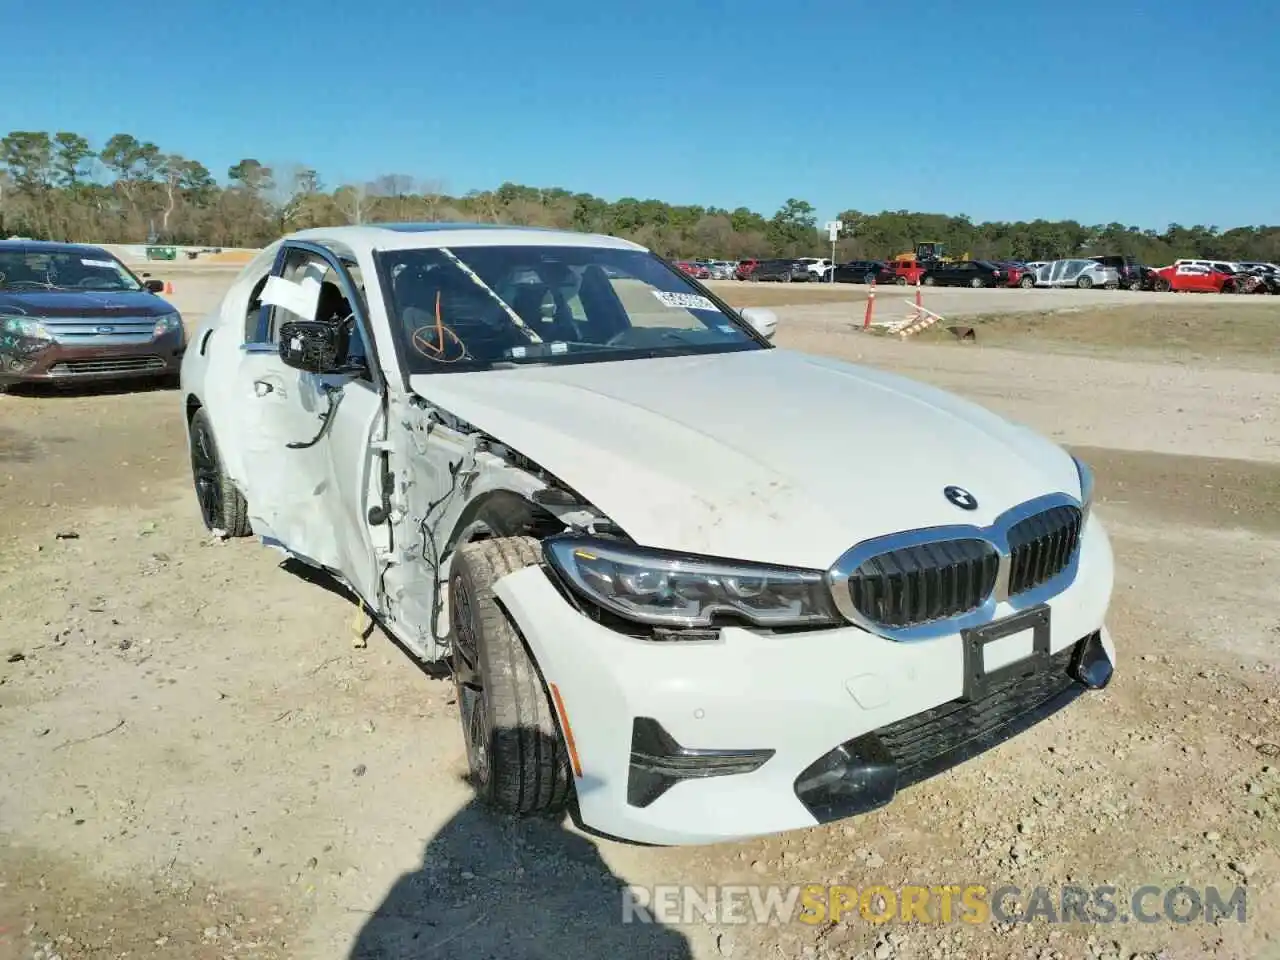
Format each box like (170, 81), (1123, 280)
(676, 255), (1280, 294)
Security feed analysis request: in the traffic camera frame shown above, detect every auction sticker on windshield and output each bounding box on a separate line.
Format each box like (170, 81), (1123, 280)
(81, 259), (119, 269)
(652, 291), (718, 311)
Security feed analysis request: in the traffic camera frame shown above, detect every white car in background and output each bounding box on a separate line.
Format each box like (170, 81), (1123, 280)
(796, 257), (832, 280)
(180, 223), (1116, 846)
(1032, 259), (1120, 289)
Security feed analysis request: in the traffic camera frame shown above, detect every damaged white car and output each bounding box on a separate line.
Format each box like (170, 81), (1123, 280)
(180, 224), (1116, 846)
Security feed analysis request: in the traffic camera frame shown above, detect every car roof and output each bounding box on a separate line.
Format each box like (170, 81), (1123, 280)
(0, 239), (115, 258)
(284, 222), (648, 254)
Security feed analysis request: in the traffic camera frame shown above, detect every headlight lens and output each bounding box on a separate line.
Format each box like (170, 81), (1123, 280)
(1073, 455), (1094, 523)
(153, 313), (183, 337)
(0, 315), (51, 340)
(543, 536), (839, 628)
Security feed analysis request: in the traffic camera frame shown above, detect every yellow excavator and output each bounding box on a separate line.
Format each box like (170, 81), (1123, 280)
(891, 242), (971, 263)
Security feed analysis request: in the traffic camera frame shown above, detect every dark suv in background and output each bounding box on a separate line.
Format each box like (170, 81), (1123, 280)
(1088, 255), (1150, 291)
(750, 259), (811, 282)
(828, 260), (896, 284)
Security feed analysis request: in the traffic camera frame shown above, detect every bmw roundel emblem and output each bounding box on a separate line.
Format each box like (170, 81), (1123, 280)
(944, 485), (978, 511)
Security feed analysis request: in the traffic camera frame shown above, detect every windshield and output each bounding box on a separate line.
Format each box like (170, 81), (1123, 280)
(0, 249), (142, 292)
(376, 244), (765, 374)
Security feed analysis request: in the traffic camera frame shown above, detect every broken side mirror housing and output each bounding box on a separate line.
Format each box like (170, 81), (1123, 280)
(740, 307), (777, 341)
(278, 320), (349, 374)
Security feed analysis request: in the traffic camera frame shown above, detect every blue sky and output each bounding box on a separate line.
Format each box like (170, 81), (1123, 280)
(4, 0), (1277, 229)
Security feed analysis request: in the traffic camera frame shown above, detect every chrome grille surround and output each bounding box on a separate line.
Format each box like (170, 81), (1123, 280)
(826, 492), (1085, 642)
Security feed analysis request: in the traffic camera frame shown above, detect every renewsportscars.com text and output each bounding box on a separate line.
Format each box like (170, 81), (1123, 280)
(622, 883), (1247, 927)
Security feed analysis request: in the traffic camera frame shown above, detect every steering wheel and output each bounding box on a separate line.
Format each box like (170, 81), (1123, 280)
(410, 323), (468, 362)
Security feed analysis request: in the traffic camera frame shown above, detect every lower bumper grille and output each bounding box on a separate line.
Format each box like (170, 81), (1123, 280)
(48, 356), (166, 376)
(878, 641), (1079, 782)
(793, 631), (1108, 823)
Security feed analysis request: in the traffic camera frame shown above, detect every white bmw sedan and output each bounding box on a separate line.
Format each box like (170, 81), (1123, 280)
(180, 223), (1116, 846)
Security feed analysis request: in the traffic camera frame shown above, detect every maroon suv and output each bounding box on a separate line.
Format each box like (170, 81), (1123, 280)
(0, 241), (185, 389)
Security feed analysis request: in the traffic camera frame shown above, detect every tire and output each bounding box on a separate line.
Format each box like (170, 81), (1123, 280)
(1126, 279), (1142, 291)
(864, 272), (876, 284)
(449, 537), (573, 817)
(1077, 275), (1094, 289)
(782, 272), (792, 283)
(969, 276), (983, 288)
(188, 407), (250, 537)
(923, 275), (936, 286)
(1153, 277), (1171, 292)
(896, 276), (908, 286)
(1019, 275), (1035, 288)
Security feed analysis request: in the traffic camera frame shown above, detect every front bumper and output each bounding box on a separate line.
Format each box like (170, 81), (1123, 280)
(0, 330), (185, 384)
(492, 517), (1115, 846)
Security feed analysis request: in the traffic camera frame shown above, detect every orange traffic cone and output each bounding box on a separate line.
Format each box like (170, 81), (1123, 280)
(164, 281), (174, 295)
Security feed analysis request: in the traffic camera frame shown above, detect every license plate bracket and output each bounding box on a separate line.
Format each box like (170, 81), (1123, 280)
(961, 604), (1051, 702)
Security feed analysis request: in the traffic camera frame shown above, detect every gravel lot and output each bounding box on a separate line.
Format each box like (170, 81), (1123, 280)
(2, 263), (1278, 960)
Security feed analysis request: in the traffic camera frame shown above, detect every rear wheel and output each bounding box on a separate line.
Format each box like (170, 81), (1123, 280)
(188, 407), (250, 537)
(1019, 274), (1035, 288)
(864, 272), (876, 284)
(1153, 277), (1172, 292)
(1126, 279), (1143, 291)
(1077, 275), (1094, 289)
(969, 276), (984, 289)
(896, 276), (908, 286)
(449, 537), (573, 816)
(923, 275), (936, 286)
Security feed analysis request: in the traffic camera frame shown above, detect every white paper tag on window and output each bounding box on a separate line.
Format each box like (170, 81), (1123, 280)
(262, 274), (321, 320)
(652, 290), (717, 311)
(81, 258), (118, 269)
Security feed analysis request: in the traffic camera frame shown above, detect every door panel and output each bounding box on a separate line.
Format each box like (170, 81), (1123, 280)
(318, 376), (385, 603)
(233, 347), (347, 572)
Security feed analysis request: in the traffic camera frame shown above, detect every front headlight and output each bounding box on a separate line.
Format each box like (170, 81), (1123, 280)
(543, 536), (839, 628)
(153, 312), (183, 338)
(0, 315), (51, 340)
(1073, 455), (1094, 524)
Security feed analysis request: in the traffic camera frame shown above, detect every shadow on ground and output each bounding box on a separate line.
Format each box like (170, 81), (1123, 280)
(349, 790), (692, 959)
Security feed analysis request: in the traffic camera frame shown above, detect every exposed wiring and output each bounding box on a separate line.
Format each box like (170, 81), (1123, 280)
(286, 384), (345, 449)
(419, 454), (467, 650)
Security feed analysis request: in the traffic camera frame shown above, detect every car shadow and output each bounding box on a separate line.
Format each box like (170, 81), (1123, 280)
(348, 761), (693, 959)
(1, 377), (179, 398)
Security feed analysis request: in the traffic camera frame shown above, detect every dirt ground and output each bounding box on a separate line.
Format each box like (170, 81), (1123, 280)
(2, 263), (1279, 960)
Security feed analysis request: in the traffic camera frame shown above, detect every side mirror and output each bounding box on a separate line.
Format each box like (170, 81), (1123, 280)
(144, 279), (165, 293)
(739, 306), (777, 341)
(278, 320), (349, 374)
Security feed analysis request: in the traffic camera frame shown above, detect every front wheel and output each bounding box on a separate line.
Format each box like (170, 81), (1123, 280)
(1153, 277), (1171, 292)
(188, 407), (251, 537)
(449, 537), (573, 816)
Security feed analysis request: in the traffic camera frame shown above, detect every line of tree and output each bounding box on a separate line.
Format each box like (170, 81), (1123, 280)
(3, 129), (1278, 265)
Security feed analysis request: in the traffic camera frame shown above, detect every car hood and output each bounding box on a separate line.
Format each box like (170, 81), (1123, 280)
(408, 349), (1081, 569)
(0, 289), (173, 319)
